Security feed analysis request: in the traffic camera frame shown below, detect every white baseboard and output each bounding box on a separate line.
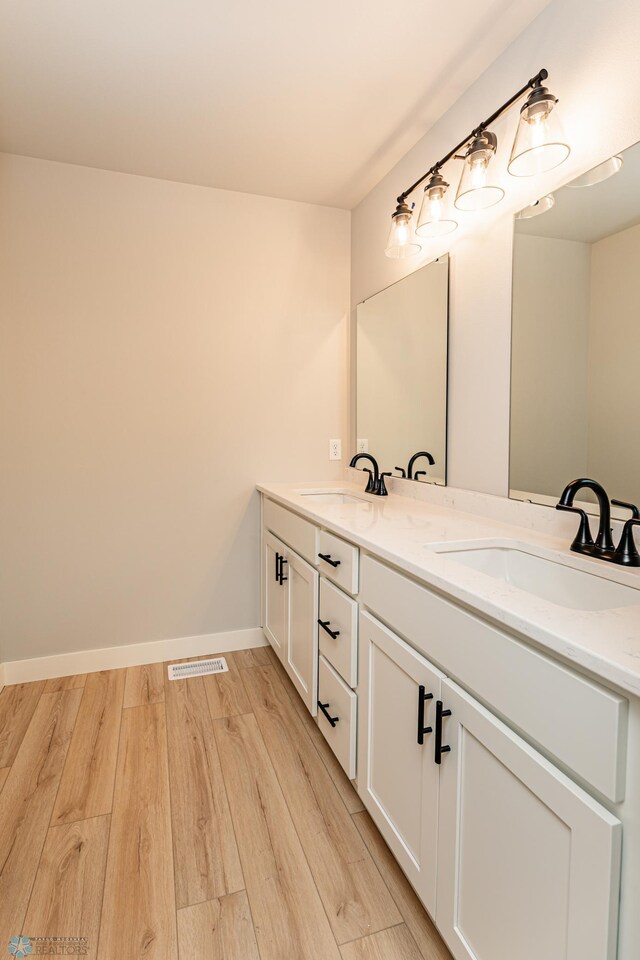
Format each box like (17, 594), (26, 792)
(1, 627), (266, 686)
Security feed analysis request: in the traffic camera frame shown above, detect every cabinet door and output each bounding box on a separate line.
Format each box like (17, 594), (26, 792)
(285, 549), (319, 716)
(263, 531), (287, 662)
(436, 678), (621, 960)
(358, 611), (444, 916)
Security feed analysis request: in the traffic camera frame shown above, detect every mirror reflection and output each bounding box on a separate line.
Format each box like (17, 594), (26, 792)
(510, 139), (640, 510)
(356, 256), (449, 485)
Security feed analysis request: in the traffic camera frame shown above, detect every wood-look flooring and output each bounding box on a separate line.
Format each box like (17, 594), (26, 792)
(0, 647), (452, 960)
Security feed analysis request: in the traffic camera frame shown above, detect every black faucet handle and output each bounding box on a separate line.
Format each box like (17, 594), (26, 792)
(394, 467), (407, 478)
(613, 518), (640, 567)
(362, 468), (376, 494)
(376, 472), (392, 496)
(414, 470), (427, 480)
(556, 504), (595, 553)
(612, 499), (640, 520)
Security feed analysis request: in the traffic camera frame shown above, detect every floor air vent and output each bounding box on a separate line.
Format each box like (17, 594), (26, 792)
(167, 657), (229, 680)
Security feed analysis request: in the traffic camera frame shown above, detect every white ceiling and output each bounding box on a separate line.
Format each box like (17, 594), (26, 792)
(0, 0), (552, 208)
(516, 139), (640, 243)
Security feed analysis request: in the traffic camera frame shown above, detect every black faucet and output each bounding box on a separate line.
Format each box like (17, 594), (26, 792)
(349, 453), (379, 494)
(556, 478), (615, 560)
(407, 450), (435, 480)
(611, 499), (640, 566)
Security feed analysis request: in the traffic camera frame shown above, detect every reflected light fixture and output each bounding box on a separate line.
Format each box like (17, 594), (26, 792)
(385, 68), (569, 258)
(566, 155), (623, 188)
(454, 131), (504, 211)
(385, 199), (422, 259)
(515, 194), (555, 219)
(416, 171), (458, 237)
(508, 77), (570, 176)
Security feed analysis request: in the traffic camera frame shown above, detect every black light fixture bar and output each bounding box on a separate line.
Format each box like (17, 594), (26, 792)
(396, 68), (549, 204)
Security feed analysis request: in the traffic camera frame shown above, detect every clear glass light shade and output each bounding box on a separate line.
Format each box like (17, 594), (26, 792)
(455, 134), (504, 211)
(566, 155), (623, 188)
(385, 204), (421, 259)
(416, 174), (457, 237)
(508, 92), (570, 177)
(515, 194), (555, 219)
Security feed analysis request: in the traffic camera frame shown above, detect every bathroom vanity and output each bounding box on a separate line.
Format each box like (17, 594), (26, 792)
(258, 480), (640, 960)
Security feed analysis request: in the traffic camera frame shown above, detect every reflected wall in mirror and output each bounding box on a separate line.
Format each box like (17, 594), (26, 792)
(356, 256), (448, 484)
(510, 139), (640, 511)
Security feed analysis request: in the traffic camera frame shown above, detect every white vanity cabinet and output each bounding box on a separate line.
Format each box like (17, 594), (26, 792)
(262, 516), (319, 715)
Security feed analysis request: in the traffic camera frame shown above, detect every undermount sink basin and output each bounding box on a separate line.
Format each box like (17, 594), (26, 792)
(435, 542), (640, 611)
(295, 490), (368, 505)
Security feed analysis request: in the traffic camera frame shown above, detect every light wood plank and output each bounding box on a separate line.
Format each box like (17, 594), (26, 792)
(164, 672), (243, 908)
(44, 674), (87, 693)
(0, 768), (9, 794)
(52, 669), (125, 824)
(340, 924), (423, 960)
(23, 816), (110, 960)
(202, 651), (251, 720)
(352, 812), (452, 960)
(0, 690), (82, 938)
(233, 646), (271, 669)
(177, 891), (260, 960)
(244, 665), (401, 943)
(98, 703), (177, 960)
(124, 662), (165, 708)
(0, 680), (46, 766)
(214, 712), (342, 960)
(266, 646), (364, 814)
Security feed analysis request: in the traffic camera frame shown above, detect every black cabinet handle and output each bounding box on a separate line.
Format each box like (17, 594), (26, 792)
(275, 551), (281, 583)
(318, 619), (341, 640)
(434, 700), (452, 764)
(318, 553), (341, 567)
(277, 555), (288, 584)
(417, 684), (434, 745)
(318, 701), (339, 727)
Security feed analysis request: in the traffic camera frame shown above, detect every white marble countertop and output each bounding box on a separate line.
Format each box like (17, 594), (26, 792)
(257, 480), (640, 697)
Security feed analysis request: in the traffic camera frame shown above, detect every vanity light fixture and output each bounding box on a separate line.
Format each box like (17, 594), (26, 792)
(454, 131), (504, 211)
(416, 171), (458, 237)
(566, 154), (623, 188)
(514, 194), (555, 219)
(385, 199), (422, 258)
(385, 68), (568, 258)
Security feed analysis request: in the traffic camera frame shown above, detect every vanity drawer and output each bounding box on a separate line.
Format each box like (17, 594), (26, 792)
(360, 555), (628, 802)
(317, 529), (359, 594)
(319, 577), (358, 687)
(317, 654), (357, 779)
(263, 498), (318, 565)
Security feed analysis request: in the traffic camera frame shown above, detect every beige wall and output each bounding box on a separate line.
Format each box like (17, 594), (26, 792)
(510, 235), (590, 497)
(0, 155), (350, 662)
(588, 221), (640, 502)
(351, 0), (640, 496)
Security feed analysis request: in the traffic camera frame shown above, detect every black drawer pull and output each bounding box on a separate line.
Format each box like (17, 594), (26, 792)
(318, 552), (341, 568)
(277, 554), (288, 584)
(417, 684), (434, 745)
(318, 619), (341, 640)
(318, 701), (339, 727)
(434, 700), (452, 764)
(275, 551), (281, 583)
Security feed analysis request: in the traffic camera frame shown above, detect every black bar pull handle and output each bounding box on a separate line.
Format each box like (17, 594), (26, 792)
(318, 619), (340, 640)
(434, 700), (452, 764)
(275, 551), (281, 583)
(318, 701), (339, 727)
(318, 553), (341, 568)
(278, 556), (288, 584)
(417, 684), (434, 745)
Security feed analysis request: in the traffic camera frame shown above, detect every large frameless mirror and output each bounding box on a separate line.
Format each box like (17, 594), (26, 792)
(510, 139), (640, 512)
(356, 256), (449, 484)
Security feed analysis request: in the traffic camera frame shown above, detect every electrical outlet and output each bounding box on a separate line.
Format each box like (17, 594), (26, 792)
(356, 438), (368, 453)
(329, 439), (342, 461)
